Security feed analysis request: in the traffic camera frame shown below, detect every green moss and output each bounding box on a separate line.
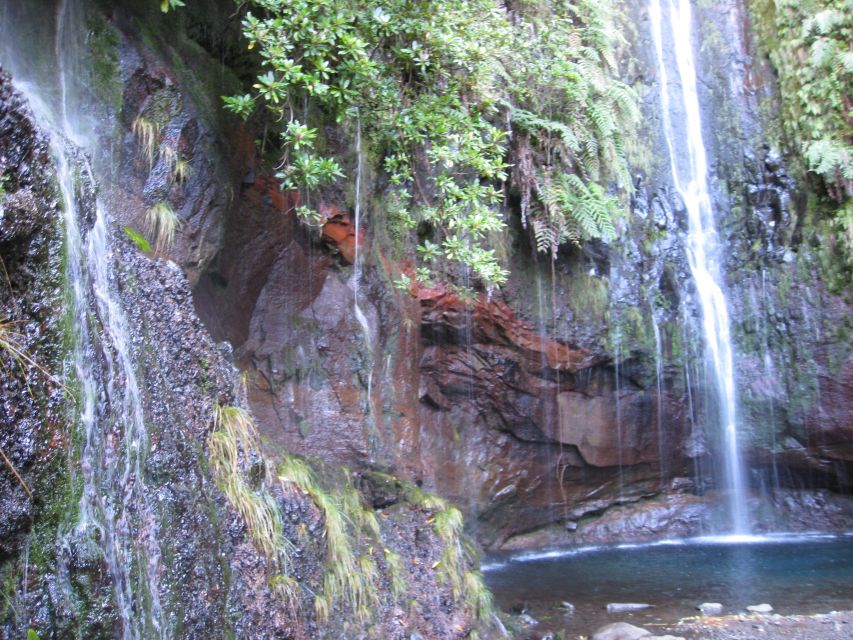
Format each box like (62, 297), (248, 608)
(0, 562), (19, 628)
(616, 306), (647, 349)
(566, 264), (610, 327)
(28, 455), (81, 570)
(85, 13), (123, 112)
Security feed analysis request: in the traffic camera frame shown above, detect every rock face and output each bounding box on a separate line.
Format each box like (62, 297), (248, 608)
(186, 0), (853, 551)
(0, 69), (65, 564)
(0, 6), (491, 639)
(415, 283), (692, 546)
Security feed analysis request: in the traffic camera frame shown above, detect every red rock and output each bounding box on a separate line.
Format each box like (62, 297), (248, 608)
(320, 202), (364, 264)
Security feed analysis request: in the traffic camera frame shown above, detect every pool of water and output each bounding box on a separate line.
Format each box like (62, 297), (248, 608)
(483, 533), (853, 636)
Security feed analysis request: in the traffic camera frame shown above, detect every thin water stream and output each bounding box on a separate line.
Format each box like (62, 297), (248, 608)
(351, 111), (375, 415)
(648, 300), (666, 489)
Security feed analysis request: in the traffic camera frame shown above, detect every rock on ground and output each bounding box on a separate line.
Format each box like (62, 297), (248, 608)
(592, 622), (652, 640)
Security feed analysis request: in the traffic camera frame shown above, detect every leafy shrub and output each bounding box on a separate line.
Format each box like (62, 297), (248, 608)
(165, 0), (637, 290)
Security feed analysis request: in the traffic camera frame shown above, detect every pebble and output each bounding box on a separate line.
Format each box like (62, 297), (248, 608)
(747, 603), (774, 614)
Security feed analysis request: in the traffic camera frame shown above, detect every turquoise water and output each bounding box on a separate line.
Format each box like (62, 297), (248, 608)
(483, 534), (853, 635)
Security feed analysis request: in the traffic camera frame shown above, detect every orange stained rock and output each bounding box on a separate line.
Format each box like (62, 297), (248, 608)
(320, 203), (363, 264)
(413, 281), (601, 374)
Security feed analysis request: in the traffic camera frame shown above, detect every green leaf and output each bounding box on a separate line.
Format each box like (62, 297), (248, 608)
(161, 0), (185, 13)
(124, 226), (152, 253)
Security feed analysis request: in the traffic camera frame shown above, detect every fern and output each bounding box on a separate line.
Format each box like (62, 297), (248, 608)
(535, 170), (617, 255)
(500, 0), (636, 258)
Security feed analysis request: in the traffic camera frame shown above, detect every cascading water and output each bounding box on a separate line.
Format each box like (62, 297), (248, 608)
(2, 0), (167, 636)
(650, 0), (748, 533)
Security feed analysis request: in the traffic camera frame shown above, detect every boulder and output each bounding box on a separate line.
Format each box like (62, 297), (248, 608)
(592, 622), (652, 640)
(698, 602), (724, 615)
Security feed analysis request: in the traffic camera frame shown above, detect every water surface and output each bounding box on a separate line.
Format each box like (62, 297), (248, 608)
(484, 534), (853, 636)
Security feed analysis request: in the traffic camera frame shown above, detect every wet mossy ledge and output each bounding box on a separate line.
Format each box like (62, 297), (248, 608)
(208, 403), (499, 638)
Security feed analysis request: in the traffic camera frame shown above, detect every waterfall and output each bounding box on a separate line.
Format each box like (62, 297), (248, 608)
(650, 0), (749, 533)
(2, 0), (167, 636)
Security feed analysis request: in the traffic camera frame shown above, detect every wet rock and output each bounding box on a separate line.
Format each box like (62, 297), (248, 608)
(699, 602), (724, 615)
(518, 612), (539, 626)
(607, 603), (653, 613)
(416, 282), (688, 546)
(747, 604), (774, 614)
(561, 493), (709, 546)
(360, 470), (403, 508)
(320, 202), (361, 264)
(592, 622), (652, 640)
(0, 71), (64, 570)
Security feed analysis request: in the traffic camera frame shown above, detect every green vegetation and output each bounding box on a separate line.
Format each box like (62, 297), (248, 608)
(371, 473), (497, 628)
(161, 145), (191, 185)
(383, 549), (407, 601)
(144, 202), (180, 254)
(166, 0), (636, 291)
(750, 0), (852, 260)
(277, 456), (380, 624)
(132, 116), (161, 168)
(207, 412), (496, 633)
(160, 0), (185, 11)
(507, 0), (637, 256)
(209, 406), (289, 558)
(208, 405), (299, 607)
(123, 227), (153, 253)
(209, 407), (494, 630)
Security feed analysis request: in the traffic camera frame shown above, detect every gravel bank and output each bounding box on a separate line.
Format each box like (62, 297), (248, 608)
(669, 611), (853, 639)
